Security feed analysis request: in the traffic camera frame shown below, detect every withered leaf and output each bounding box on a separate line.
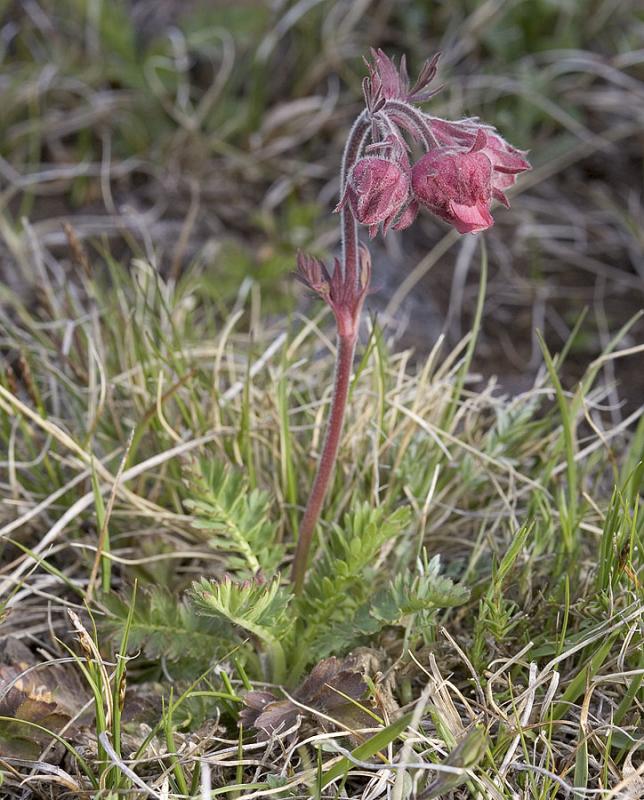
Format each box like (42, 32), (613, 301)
(0, 639), (89, 759)
(241, 654), (389, 739)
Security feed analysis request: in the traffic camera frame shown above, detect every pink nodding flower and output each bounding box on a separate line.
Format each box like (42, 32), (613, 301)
(429, 120), (531, 207)
(337, 155), (411, 238)
(411, 147), (495, 234)
(411, 124), (530, 233)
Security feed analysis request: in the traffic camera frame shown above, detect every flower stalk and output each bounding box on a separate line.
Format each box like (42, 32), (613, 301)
(291, 332), (357, 593)
(291, 48), (530, 592)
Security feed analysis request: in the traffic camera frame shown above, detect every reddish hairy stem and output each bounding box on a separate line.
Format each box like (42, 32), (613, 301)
(342, 212), (360, 290)
(340, 112), (370, 185)
(291, 114), (369, 593)
(291, 331), (357, 593)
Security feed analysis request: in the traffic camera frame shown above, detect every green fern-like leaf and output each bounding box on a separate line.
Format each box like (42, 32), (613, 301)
(300, 503), (411, 615)
(372, 555), (470, 622)
(310, 554), (469, 659)
(290, 503), (411, 665)
(308, 604), (380, 658)
(191, 575), (291, 633)
(184, 460), (284, 576)
(100, 588), (234, 665)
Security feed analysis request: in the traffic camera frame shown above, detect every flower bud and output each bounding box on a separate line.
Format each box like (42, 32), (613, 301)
(338, 156), (411, 237)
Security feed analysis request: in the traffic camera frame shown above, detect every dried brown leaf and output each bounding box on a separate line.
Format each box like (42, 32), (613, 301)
(241, 653), (397, 740)
(0, 639), (88, 759)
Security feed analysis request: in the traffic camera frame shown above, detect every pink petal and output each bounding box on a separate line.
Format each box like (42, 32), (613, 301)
(449, 200), (494, 234)
(493, 172), (516, 191)
(492, 187), (510, 208)
(469, 128), (488, 153)
(392, 200), (418, 232)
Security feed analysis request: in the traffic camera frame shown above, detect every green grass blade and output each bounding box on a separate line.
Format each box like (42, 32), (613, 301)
(320, 712), (412, 789)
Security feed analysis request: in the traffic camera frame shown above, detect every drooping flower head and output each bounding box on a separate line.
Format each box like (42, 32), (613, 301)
(299, 50), (531, 333)
(335, 132), (419, 238)
(411, 148), (495, 234)
(429, 121), (531, 208)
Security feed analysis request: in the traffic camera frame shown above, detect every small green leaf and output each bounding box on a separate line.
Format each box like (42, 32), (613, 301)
(190, 576), (292, 682)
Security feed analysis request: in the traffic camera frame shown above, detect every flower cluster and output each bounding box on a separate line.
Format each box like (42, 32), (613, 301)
(339, 49), (530, 236)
